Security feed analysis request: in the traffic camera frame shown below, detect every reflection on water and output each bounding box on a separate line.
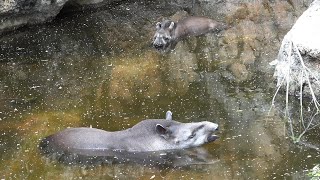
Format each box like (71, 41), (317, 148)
(0, 1), (319, 179)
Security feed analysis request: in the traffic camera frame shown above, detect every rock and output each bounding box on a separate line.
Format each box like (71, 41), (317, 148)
(170, 10), (188, 22)
(0, 0), (121, 35)
(166, 41), (200, 95)
(271, 0), (320, 96)
(290, 1), (320, 58)
(228, 63), (249, 82)
(1, 0), (67, 35)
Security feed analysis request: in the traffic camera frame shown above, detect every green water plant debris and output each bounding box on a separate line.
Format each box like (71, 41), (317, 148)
(308, 164), (320, 180)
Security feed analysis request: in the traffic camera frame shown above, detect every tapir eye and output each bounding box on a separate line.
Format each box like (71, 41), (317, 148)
(156, 22), (161, 29)
(164, 37), (170, 41)
(188, 133), (196, 139)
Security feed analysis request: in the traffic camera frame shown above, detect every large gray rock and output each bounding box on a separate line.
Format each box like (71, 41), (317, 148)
(0, 0), (120, 35)
(271, 0), (320, 96)
(1, 0), (66, 34)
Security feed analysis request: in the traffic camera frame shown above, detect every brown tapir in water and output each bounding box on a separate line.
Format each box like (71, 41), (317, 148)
(39, 111), (219, 159)
(152, 16), (229, 52)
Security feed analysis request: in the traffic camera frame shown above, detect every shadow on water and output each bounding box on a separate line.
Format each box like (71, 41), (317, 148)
(39, 144), (219, 169)
(0, 0), (319, 179)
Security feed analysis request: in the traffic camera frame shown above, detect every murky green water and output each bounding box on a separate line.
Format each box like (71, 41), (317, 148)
(0, 1), (319, 179)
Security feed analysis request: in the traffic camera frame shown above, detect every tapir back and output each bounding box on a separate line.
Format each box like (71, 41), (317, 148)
(40, 119), (180, 155)
(174, 17), (219, 39)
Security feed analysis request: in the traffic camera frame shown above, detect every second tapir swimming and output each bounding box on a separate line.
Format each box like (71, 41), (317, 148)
(152, 16), (228, 52)
(39, 111), (219, 157)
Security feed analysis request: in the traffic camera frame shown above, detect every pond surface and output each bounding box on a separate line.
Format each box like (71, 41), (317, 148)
(0, 1), (319, 179)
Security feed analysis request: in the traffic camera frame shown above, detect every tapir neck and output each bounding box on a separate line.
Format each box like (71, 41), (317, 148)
(173, 24), (185, 40)
(110, 119), (180, 151)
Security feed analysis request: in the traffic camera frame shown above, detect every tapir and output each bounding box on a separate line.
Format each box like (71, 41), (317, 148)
(39, 111), (219, 161)
(152, 16), (228, 52)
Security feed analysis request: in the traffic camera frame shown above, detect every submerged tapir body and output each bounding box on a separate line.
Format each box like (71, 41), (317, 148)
(152, 16), (228, 52)
(39, 111), (219, 158)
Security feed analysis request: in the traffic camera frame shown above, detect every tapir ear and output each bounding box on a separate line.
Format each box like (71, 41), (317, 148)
(155, 124), (167, 135)
(165, 111), (172, 120)
(168, 22), (175, 30)
(156, 22), (161, 30)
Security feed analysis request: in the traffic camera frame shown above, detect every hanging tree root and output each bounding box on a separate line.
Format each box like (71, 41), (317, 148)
(269, 39), (320, 145)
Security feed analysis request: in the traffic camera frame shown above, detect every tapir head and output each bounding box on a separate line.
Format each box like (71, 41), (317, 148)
(152, 20), (176, 52)
(155, 121), (219, 149)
